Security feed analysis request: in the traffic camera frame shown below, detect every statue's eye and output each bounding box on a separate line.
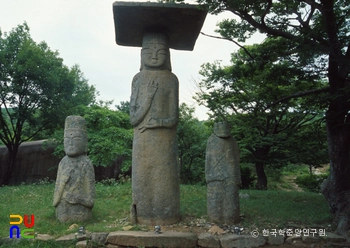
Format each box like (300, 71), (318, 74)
(142, 49), (152, 55)
(157, 49), (167, 55)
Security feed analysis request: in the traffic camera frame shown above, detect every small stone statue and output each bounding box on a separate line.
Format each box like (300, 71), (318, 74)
(205, 122), (241, 224)
(53, 116), (95, 222)
(130, 32), (180, 225)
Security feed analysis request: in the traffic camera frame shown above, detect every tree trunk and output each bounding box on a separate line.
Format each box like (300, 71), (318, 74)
(321, 113), (350, 240)
(0, 145), (19, 186)
(320, 7), (350, 235)
(255, 161), (267, 190)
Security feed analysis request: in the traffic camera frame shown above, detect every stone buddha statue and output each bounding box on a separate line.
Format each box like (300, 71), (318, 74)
(53, 115), (95, 222)
(205, 122), (241, 224)
(129, 32), (180, 225)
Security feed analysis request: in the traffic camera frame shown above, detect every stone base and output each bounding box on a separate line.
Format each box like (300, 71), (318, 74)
(2, 230), (348, 248)
(55, 200), (92, 222)
(106, 231), (197, 248)
(135, 216), (181, 226)
(220, 234), (266, 248)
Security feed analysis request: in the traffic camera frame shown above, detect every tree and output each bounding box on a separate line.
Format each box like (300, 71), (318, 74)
(0, 23), (96, 185)
(84, 105), (133, 171)
(48, 104), (133, 174)
(177, 103), (211, 184)
(115, 101), (130, 115)
(286, 115), (329, 170)
(196, 39), (328, 189)
(195, 0), (350, 237)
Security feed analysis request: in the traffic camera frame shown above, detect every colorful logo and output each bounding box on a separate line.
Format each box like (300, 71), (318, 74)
(9, 214), (35, 239)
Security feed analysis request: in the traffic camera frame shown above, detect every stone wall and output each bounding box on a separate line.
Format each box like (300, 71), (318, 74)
(0, 140), (60, 184)
(0, 140), (124, 185)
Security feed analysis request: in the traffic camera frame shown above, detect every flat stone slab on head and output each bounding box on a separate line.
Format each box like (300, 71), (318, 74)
(113, 1), (207, 51)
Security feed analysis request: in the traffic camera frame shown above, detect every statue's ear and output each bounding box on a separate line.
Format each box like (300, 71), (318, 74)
(167, 49), (172, 71)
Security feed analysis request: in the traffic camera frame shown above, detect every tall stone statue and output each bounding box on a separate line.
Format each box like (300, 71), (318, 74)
(53, 116), (95, 222)
(205, 122), (241, 224)
(130, 32), (180, 225)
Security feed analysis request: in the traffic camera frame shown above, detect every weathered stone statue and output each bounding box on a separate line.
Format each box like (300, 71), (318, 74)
(130, 32), (180, 225)
(205, 122), (241, 224)
(53, 116), (95, 222)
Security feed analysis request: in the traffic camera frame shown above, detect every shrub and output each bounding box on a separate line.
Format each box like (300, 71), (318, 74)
(295, 173), (328, 192)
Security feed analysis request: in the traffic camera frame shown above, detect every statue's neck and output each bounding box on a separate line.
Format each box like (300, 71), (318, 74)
(143, 67), (168, 71)
(66, 154), (87, 161)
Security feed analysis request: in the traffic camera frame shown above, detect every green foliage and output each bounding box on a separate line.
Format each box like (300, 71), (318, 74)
(115, 101), (130, 115)
(196, 38), (328, 189)
(84, 105), (133, 170)
(0, 23), (96, 143)
(0, 23), (96, 184)
(198, 0), (350, 58)
(177, 103), (211, 184)
(266, 163), (329, 191)
(296, 173), (329, 193)
(196, 1), (350, 229)
(47, 104), (133, 171)
(285, 117), (328, 167)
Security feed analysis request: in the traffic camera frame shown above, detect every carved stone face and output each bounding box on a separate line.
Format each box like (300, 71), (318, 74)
(214, 122), (231, 138)
(141, 43), (168, 69)
(64, 130), (87, 157)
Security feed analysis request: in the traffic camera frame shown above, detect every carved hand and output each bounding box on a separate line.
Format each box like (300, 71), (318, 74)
(65, 192), (79, 204)
(139, 117), (159, 133)
(147, 80), (158, 99)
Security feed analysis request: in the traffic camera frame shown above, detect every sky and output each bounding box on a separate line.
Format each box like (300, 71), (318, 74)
(1, 0), (263, 120)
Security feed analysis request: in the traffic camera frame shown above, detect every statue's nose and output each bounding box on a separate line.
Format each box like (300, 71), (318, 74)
(152, 50), (158, 59)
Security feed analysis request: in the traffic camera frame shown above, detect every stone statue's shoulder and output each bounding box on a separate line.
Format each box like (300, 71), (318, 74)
(169, 71), (178, 78)
(207, 134), (218, 144)
(227, 136), (238, 146)
(78, 155), (93, 168)
(133, 71), (142, 78)
(85, 157), (94, 167)
(57, 156), (71, 174)
(132, 72), (142, 83)
(59, 155), (69, 165)
(168, 72), (179, 82)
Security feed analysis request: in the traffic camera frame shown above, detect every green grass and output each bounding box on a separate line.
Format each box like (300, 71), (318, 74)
(281, 163), (311, 176)
(239, 190), (331, 229)
(180, 184), (206, 218)
(0, 180), (333, 247)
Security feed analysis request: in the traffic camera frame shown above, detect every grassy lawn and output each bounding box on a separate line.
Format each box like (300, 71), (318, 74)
(0, 180), (332, 242)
